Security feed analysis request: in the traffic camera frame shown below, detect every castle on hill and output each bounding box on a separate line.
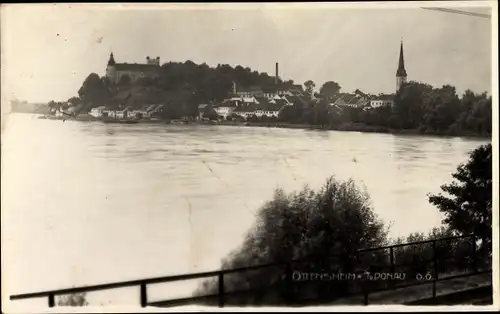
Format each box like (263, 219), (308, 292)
(105, 52), (160, 84)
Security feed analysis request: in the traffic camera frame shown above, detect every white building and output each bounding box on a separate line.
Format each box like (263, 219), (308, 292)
(370, 95), (394, 108)
(89, 106), (107, 118)
(233, 106), (256, 119)
(115, 108), (130, 119)
(214, 100), (238, 119)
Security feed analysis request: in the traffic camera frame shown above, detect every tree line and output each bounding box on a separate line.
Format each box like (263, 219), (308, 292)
(279, 81), (491, 137)
(66, 61), (491, 137)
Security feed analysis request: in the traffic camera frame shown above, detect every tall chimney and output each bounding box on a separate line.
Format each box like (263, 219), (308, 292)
(275, 62), (279, 85)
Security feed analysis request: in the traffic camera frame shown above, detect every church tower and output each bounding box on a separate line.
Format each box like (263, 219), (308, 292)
(396, 40), (407, 92)
(106, 52), (117, 83)
(107, 52), (116, 66)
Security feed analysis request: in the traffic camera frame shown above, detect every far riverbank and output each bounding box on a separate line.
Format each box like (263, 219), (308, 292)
(35, 113), (491, 140)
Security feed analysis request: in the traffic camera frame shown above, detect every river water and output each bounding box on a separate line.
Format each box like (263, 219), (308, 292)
(1, 113), (489, 308)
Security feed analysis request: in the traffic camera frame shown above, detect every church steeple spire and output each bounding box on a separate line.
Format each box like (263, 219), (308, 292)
(107, 52), (116, 66)
(396, 40), (408, 91)
(396, 40), (407, 77)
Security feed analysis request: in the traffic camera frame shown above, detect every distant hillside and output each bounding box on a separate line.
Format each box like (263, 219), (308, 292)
(10, 100), (50, 115)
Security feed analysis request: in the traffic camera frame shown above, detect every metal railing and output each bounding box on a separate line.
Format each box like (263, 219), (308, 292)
(9, 233), (492, 307)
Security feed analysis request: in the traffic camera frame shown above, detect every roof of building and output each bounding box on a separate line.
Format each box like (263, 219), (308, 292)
(372, 94), (394, 101)
(242, 97), (256, 102)
(215, 99), (238, 108)
(253, 97), (286, 111)
(341, 94), (357, 104)
(274, 99), (287, 108)
(254, 96), (269, 104)
(354, 89), (368, 98)
(114, 107), (130, 113)
(112, 63), (160, 72)
(348, 95), (365, 104)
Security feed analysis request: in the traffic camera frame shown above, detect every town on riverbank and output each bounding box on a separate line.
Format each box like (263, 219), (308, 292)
(11, 41), (492, 139)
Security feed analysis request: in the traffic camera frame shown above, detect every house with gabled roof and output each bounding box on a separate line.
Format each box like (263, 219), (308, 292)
(242, 96), (258, 104)
(328, 92), (369, 109)
(89, 106), (107, 118)
(197, 103), (217, 120)
(233, 104), (257, 119)
(114, 107), (131, 119)
(128, 103), (163, 119)
(284, 95), (308, 108)
(214, 99), (239, 119)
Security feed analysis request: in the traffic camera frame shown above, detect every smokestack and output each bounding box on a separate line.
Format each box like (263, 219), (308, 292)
(275, 62), (279, 85)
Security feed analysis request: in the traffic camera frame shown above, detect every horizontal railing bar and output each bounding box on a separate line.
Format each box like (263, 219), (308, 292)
(9, 234), (478, 301)
(357, 234), (473, 252)
(10, 261), (287, 300)
(374, 254), (477, 271)
(148, 282), (280, 307)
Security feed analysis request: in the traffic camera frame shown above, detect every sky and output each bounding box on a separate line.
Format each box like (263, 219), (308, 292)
(0, 2), (495, 104)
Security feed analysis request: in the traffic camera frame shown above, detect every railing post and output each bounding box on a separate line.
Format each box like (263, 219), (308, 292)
(389, 247), (395, 273)
(140, 282), (147, 307)
(284, 262), (292, 304)
(218, 272), (224, 307)
(471, 234), (477, 272)
(388, 247), (395, 288)
(48, 293), (55, 308)
(432, 240), (438, 298)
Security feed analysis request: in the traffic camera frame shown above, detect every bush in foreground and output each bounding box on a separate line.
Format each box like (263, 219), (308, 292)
(193, 176), (390, 305)
(57, 293), (88, 306)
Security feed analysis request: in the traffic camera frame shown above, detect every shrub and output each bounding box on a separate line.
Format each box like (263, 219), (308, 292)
(57, 292), (88, 306)
(193, 176), (389, 305)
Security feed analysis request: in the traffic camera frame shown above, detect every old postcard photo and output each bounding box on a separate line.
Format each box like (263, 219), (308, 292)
(1, 1), (498, 312)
